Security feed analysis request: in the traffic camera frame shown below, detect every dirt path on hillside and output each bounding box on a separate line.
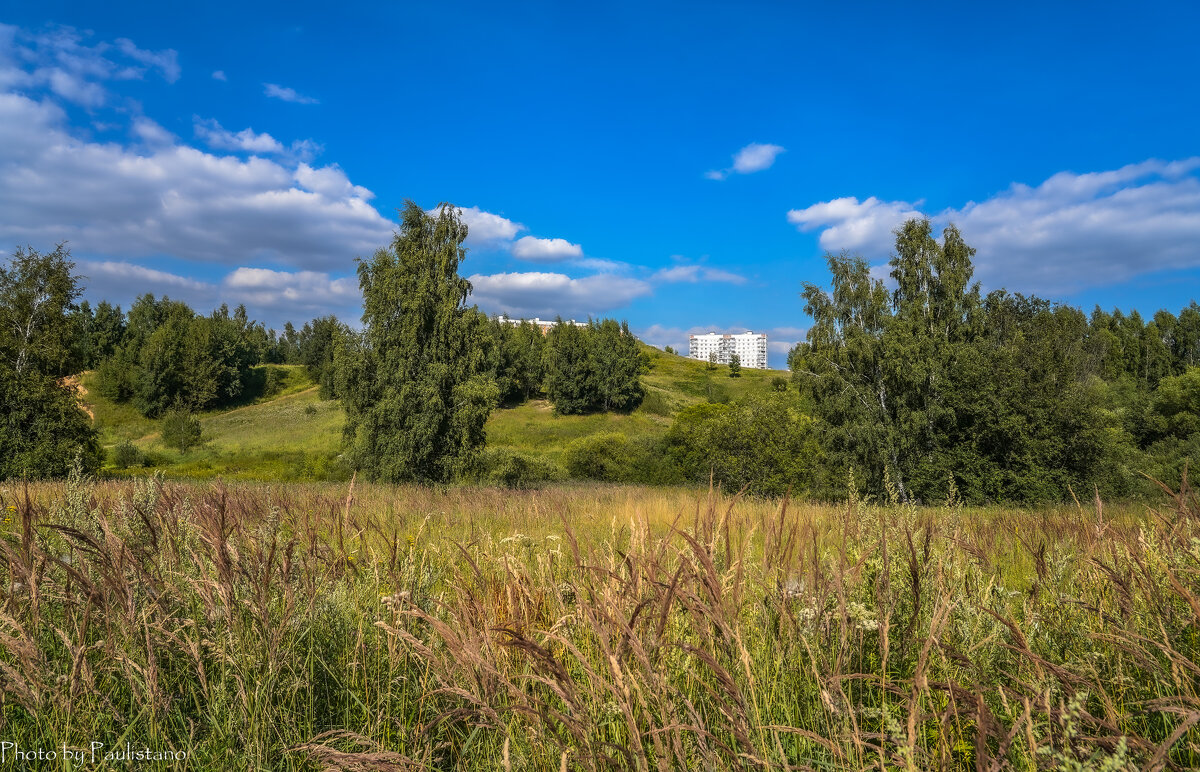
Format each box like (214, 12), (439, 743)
(61, 375), (94, 420)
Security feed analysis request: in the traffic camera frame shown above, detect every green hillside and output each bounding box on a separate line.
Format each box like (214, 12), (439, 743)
(82, 345), (785, 481)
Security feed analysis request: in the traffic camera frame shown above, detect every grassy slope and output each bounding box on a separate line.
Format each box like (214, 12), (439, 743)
(82, 345), (785, 479)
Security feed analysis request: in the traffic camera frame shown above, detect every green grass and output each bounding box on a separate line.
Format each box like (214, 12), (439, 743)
(82, 346), (783, 481)
(3, 475), (1196, 770)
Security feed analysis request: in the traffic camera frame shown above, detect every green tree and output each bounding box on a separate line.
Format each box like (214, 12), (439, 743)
(342, 202), (498, 483)
(728, 352), (741, 377)
(0, 245), (100, 478)
(161, 409), (203, 453)
(664, 392), (819, 497)
(544, 320), (599, 414)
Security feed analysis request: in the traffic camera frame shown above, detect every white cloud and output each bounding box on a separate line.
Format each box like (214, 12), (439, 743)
(79, 259), (213, 293)
(212, 70), (227, 81)
(294, 163), (372, 200)
(733, 143), (785, 174)
(131, 117), (174, 146)
(787, 158), (1200, 293)
(0, 25), (182, 108)
(194, 117), (283, 154)
(510, 235), (583, 262)
(264, 83), (319, 104)
(449, 206), (525, 246)
(223, 267), (360, 312)
(72, 260), (364, 325)
(467, 271), (651, 319)
(114, 38), (180, 83)
(652, 264), (747, 285)
(708, 142), (786, 180)
(787, 196), (924, 256)
(0, 91), (393, 272)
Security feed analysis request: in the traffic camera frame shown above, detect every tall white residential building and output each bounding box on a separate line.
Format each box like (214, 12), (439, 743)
(688, 331), (768, 369)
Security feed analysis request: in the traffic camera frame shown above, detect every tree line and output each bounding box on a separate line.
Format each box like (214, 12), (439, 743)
(789, 219), (1200, 503)
(5, 208), (1200, 503)
(0, 204), (646, 481)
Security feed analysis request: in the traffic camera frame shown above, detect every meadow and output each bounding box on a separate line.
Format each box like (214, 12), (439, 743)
(1, 473), (1198, 770)
(82, 347), (784, 480)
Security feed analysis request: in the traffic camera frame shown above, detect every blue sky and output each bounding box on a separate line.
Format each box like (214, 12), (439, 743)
(2, 1), (1199, 367)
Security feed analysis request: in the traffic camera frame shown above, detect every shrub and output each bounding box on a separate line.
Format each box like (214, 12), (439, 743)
(562, 432), (631, 482)
(477, 448), (566, 488)
(161, 409), (203, 453)
(111, 440), (144, 469)
(664, 392), (820, 497)
(304, 404), (318, 417)
(637, 388), (671, 416)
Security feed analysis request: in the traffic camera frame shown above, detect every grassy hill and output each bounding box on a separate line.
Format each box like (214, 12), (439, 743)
(82, 345), (785, 481)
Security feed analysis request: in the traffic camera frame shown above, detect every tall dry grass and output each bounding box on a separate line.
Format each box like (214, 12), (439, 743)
(0, 472), (1198, 770)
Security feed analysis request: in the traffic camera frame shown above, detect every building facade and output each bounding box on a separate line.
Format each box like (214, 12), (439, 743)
(688, 331), (768, 369)
(496, 315), (589, 335)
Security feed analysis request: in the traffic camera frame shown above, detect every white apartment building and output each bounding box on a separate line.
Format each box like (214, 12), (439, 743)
(496, 315), (589, 335)
(688, 331), (768, 369)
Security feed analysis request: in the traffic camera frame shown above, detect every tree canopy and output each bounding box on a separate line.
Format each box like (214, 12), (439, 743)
(341, 202), (498, 483)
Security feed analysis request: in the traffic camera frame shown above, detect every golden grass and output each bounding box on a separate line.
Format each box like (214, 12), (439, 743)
(0, 476), (1197, 770)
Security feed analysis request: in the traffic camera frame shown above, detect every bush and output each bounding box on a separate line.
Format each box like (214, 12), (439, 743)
(664, 393), (820, 497)
(161, 409), (203, 453)
(637, 388), (672, 416)
(304, 404), (318, 416)
(562, 433), (631, 482)
(477, 448), (566, 488)
(111, 440), (144, 469)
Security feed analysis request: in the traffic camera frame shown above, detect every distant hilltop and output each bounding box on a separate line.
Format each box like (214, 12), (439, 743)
(688, 331), (768, 369)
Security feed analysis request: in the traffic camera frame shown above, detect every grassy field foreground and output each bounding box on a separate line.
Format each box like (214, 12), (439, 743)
(1, 476), (1198, 770)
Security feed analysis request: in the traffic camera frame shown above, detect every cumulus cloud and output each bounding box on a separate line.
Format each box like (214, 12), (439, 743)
(193, 117), (322, 161)
(788, 158), (1200, 293)
(131, 117), (175, 147)
(431, 206), (599, 267)
(264, 83), (319, 104)
(223, 267), (360, 313)
(73, 260), (364, 325)
(510, 236), (583, 262)
(707, 142), (785, 180)
(787, 196), (924, 256)
(0, 91), (393, 271)
(652, 264), (747, 285)
(467, 271), (652, 319)
(448, 206), (525, 246)
(194, 118), (283, 153)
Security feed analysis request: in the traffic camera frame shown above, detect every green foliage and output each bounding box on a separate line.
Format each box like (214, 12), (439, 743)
(562, 432), (632, 481)
(298, 315), (350, 399)
(161, 409), (203, 453)
(544, 319), (645, 414)
(663, 392), (819, 497)
(771, 376), (788, 392)
(476, 447), (566, 488)
(93, 295), (264, 417)
(0, 245), (100, 478)
(342, 202), (498, 483)
(728, 352), (741, 377)
(791, 220), (1120, 504)
(111, 439), (144, 469)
